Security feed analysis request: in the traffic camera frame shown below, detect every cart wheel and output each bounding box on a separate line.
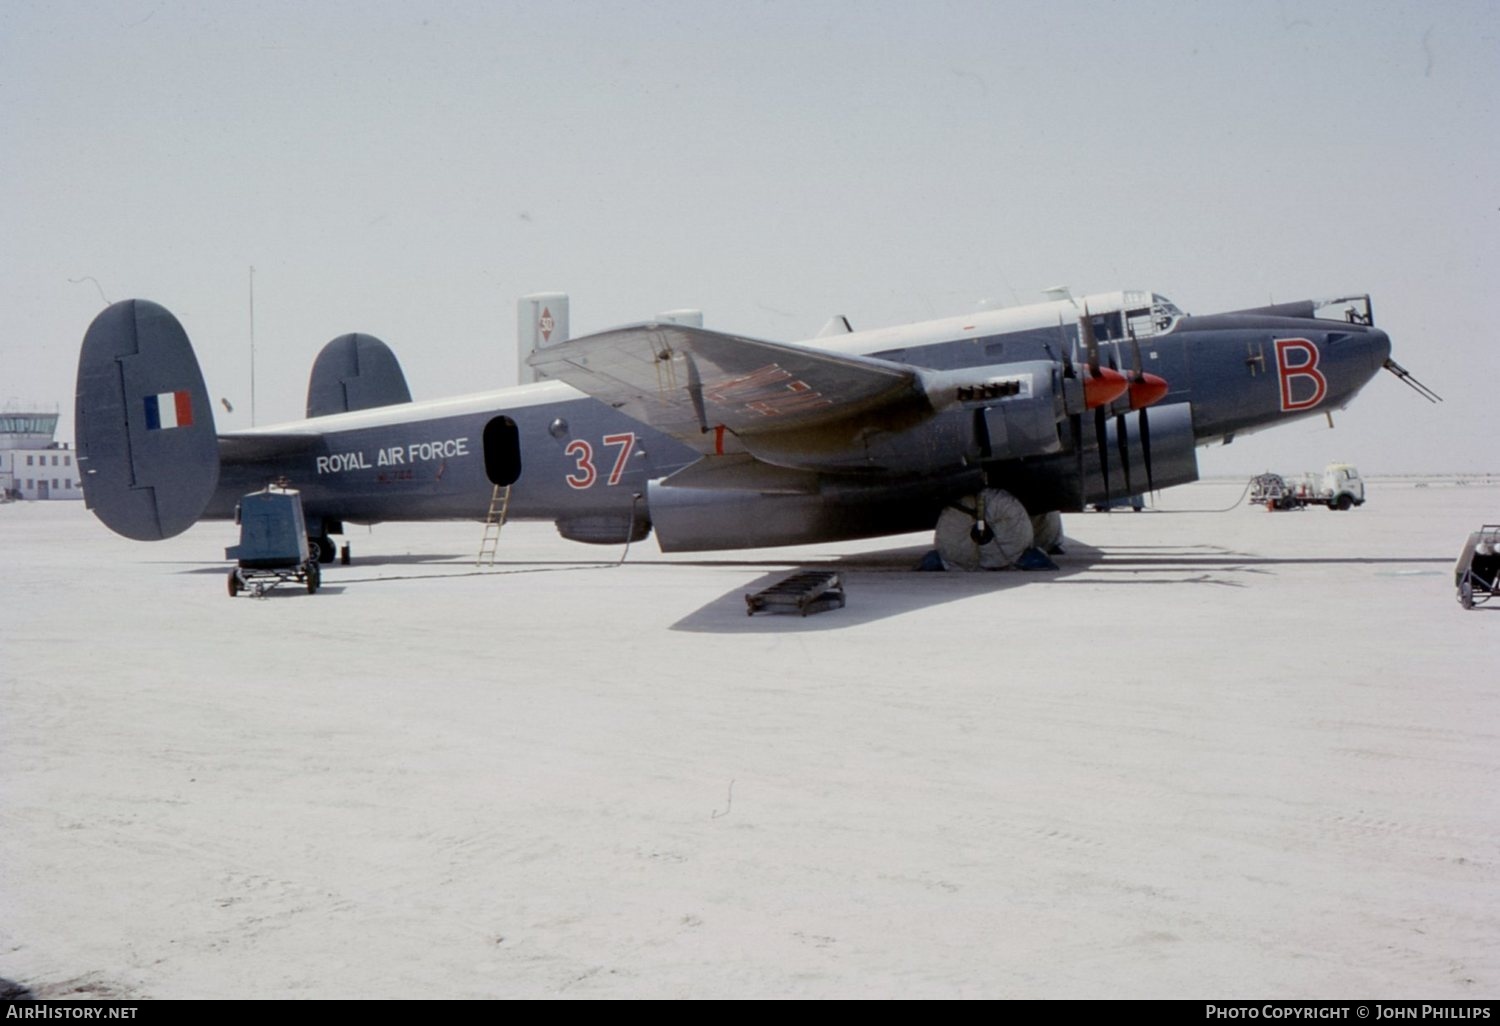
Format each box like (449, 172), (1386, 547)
(306, 563), (320, 594)
(1459, 580), (1474, 609)
(227, 569), (240, 598)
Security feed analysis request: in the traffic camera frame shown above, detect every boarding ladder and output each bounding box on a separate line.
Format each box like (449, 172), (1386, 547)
(477, 484), (512, 566)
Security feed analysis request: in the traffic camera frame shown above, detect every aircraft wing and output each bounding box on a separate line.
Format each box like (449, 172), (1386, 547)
(527, 323), (927, 456)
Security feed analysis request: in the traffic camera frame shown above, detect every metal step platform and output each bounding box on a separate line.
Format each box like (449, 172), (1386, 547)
(745, 570), (846, 617)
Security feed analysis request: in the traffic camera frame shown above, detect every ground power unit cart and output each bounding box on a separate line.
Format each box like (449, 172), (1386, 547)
(225, 486), (321, 597)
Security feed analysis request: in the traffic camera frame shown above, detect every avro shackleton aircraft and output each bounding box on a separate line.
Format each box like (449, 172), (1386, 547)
(75, 288), (1428, 570)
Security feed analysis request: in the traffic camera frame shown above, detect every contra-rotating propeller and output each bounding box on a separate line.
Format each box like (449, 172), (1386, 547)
(1078, 305), (1125, 507)
(1058, 305), (1169, 507)
(1112, 331), (1170, 497)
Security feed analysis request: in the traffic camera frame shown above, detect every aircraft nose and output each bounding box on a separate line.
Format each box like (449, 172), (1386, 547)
(1367, 327), (1392, 370)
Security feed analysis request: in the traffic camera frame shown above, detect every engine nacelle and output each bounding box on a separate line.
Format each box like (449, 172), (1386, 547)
(741, 360), (1065, 475)
(990, 401), (1200, 513)
(646, 468), (981, 553)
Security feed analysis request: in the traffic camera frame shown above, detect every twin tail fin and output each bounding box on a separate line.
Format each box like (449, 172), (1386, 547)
(75, 300), (221, 540)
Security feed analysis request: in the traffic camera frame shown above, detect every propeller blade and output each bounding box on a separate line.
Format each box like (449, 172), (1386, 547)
(1081, 303), (1100, 376)
(1116, 410), (1134, 497)
(1126, 332), (1163, 496)
(1139, 406), (1155, 494)
(1053, 318), (1088, 506)
(1071, 411), (1084, 501)
(1095, 405), (1111, 508)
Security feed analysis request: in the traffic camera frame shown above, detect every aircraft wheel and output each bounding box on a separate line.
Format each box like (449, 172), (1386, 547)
(1030, 510), (1064, 554)
(312, 536), (336, 564)
(227, 569), (241, 598)
(934, 488), (1033, 570)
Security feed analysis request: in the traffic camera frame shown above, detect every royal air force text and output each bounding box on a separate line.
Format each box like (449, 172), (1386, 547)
(315, 438), (469, 475)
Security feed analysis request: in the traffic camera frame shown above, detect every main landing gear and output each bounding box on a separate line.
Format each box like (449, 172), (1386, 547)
(313, 534), (351, 564)
(932, 489), (1065, 571)
(935, 488), (1034, 570)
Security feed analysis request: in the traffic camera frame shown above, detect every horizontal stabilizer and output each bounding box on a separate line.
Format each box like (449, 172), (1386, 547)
(218, 431), (322, 463)
(75, 300), (220, 540)
(306, 333), (412, 417)
(527, 322), (922, 454)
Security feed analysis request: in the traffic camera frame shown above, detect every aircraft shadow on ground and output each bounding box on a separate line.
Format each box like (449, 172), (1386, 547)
(664, 540), (1237, 633)
(161, 542), (1454, 620)
(169, 552), (484, 575)
(666, 542), (1456, 633)
(224, 585), (349, 600)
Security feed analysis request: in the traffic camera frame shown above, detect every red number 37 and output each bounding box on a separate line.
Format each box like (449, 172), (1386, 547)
(564, 432), (636, 490)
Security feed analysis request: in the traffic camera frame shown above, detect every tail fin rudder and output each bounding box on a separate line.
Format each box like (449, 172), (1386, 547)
(305, 333), (412, 417)
(75, 300), (220, 540)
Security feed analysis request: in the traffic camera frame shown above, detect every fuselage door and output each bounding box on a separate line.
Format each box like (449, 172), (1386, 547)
(483, 416), (522, 486)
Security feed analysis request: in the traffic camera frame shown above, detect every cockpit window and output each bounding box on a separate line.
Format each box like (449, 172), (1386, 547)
(1090, 310), (1125, 340)
(1119, 293), (1186, 338)
(1150, 294), (1185, 334)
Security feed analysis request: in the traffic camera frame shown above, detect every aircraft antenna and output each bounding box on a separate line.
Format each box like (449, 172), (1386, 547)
(249, 265), (257, 426)
(1382, 358), (1441, 403)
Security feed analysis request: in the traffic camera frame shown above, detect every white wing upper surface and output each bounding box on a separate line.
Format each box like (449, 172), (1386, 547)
(527, 323), (929, 456)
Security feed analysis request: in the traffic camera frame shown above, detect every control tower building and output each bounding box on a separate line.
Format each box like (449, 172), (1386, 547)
(0, 407), (81, 501)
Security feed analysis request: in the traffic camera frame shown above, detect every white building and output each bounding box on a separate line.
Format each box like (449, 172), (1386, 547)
(0, 409), (82, 501)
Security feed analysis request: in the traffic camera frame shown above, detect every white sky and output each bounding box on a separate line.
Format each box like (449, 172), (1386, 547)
(3, 0), (1495, 474)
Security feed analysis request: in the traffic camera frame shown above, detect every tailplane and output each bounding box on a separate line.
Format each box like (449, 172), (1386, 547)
(75, 300), (220, 540)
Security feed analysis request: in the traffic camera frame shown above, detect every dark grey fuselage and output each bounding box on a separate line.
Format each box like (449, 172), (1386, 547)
(207, 305), (1392, 552)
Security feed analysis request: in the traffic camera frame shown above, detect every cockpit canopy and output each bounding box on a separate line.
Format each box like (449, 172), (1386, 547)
(1079, 289), (1186, 340)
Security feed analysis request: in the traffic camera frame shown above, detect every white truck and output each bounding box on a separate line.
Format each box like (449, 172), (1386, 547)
(1250, 463), (1365, 511)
